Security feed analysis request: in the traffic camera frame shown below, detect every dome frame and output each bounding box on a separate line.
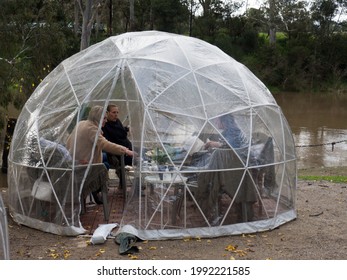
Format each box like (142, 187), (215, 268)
(7, 31), (297, 239)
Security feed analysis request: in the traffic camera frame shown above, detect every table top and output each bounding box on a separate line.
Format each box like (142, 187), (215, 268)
(144, 175), (188, 184)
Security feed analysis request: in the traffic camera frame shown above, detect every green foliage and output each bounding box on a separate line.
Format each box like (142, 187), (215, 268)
(147, 148), (170, 165)
(299, 175), (347, 183)
(0, 0), (79, 114)
(151, 0), (190, 33)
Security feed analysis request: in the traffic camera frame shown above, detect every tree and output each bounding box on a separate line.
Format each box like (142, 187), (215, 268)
(310, 0), (339, 37)
(0, 0), (79, 126)
(149, 0), (190, 33)
(181, 0), (200, 36)
(268, 0), (277, 46)
(77, 0), (107, 50)
(276, 0), (310, 40)
(129, 0), (135, 31)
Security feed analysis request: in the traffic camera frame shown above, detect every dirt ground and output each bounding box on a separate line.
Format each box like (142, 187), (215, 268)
(1, 166), (347, 260)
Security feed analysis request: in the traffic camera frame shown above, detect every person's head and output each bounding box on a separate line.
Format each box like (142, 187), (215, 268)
(106, 104), (119, 122)
(88, 105), (107, 127)
(216, 114), (237, 130)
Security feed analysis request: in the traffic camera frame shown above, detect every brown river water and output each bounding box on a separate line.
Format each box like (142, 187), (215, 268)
(275, 92), (347, 169)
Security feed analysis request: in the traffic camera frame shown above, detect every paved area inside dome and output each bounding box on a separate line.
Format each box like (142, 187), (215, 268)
(80, 172), (124, 235)
(80, 171), (279, 235)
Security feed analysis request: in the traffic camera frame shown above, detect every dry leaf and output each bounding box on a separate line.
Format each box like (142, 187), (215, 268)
(64, 250), (71, 259)
(235, 249), (247, 257)
(128, 254), (138, 259)
(225, 244), (237, 251)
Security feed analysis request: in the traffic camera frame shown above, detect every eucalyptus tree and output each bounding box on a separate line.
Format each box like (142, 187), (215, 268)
(0, 0), (79, 124)
(148, 0), (190, 33)
(194, 0), (243, 41)
(309, 0), (347, 91)
(181, 0), (200, 36)
(310, 0), (339, 37)
(76, 0), (108, 50)
(276, 0), (310, 39)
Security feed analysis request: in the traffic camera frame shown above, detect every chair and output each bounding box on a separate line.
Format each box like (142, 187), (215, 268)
(250, 135), (277, 216)
(28, 139), (110, 222)
(79, 164), (110, 221)
(106, 154), (127, 202)
(194, 148), (258, 224)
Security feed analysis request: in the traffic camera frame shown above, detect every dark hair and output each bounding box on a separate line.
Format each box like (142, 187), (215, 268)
(106, 104), (118, 112)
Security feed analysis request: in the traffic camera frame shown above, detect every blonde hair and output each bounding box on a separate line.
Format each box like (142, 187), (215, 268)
(87, 105), (104, 124)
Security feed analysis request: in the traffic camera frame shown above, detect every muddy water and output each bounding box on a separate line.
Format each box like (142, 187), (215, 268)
(275, 92), (347, 169)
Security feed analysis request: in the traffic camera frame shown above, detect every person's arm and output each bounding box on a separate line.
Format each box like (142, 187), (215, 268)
(204, 140), (223, 149)
(97, 133), (134, 157)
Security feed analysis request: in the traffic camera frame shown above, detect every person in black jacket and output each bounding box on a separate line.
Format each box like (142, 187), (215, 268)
(102, 104), (133, 187)
(103, 104), (133, 165)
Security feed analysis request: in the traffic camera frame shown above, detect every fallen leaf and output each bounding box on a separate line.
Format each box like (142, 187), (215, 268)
(234, 249), (247, 257)
(64, 250), (71, 259)
(128, 254), (138, 259)
(225, 244), (237, 251)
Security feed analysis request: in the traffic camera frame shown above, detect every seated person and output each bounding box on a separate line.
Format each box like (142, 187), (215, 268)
(205, 114), (248, 150)
(102, 104), (133, 165)
(102, 104), (133, 187)
(66, 105), (134, 204)
(204, 114), (253, 163)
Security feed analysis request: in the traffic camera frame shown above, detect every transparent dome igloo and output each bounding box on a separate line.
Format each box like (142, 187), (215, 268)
(7, 31), (297, 238)
(0, 193), (9, 259)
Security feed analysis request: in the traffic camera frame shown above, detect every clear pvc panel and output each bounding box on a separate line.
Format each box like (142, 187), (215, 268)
(0, 193), (9, 259)
(7, 31), (297, 238)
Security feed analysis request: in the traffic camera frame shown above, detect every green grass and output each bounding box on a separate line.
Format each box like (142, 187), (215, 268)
(298, 175), (347, 183)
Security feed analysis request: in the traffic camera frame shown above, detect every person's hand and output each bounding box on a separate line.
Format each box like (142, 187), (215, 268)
(126, 149), (136, 157)
(205, 140), (221, 149)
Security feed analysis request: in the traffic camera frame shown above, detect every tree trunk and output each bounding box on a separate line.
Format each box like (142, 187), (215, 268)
(199, 0), (212, 17)
(268, 0), (276, 47)
(108, 0), (113, 36)
(79, 0), (106, 50)
(74, 0), (80, 36)
(80, 0), (93, 50)
(129, 0), (135, 31)
(150, 0), (154, 30)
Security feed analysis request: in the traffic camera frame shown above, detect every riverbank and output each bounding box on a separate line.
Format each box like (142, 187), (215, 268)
(1, 166), (346, 260)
